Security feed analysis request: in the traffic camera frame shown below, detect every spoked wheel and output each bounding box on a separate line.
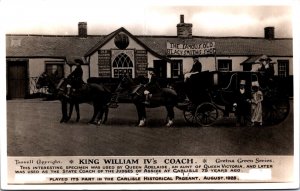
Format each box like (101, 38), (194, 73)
(183, 110), (195, 125)
(194, 102), (218, 126)
(263, 98), (290, 125)
(183, 104), (196, 125)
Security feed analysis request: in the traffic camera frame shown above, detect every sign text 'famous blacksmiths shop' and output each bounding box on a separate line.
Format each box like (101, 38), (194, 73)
(166, 41), (215, 56)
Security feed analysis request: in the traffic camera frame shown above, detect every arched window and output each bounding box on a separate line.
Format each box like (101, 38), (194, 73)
(112, 53), (133, 78)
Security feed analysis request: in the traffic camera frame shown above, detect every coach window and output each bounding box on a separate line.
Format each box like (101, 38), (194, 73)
(277, 60), (289, 78)
(218, 59), (232, 72)
(45, 62), (64, 78)
(171, 60), (183, 78)
(112, 53), (134, 78)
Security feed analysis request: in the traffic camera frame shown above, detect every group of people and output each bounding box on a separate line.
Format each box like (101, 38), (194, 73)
(66, 57), (264, 126)
(234, 79), (263, 127)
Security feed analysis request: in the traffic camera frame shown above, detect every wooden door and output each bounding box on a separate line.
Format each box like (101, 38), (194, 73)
(7, 61), (28, 99)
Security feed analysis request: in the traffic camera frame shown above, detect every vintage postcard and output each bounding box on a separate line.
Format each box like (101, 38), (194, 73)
(1, 0), (299, 190)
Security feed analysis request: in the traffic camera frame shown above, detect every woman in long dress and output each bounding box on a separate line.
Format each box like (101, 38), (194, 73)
(251, 81), (263, 126)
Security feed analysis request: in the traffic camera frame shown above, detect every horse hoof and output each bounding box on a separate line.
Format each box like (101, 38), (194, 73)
(60, 119), (68, 123)
(166, 121), (174, 127)
(96, 120), (102, 127)
(138, 121), (146, 127)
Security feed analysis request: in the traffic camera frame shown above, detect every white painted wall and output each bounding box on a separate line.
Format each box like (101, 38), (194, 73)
(28, 59), (46, 78)
(28, 58), (66, 78)
(174, 56), (249, 75)
(216, 56), (249, 71)
(89, 52), (99, 77)
(28, 58), (66, 94)
(89, 36), (165, 78)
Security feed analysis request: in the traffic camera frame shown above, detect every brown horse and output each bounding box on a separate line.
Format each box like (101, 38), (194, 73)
(117, 75), (178, 127)
(36, 72), (111, 126)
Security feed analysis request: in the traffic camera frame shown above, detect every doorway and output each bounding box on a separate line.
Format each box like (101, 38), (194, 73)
(153, 60), (167, 78)
(7, 61), (28, 99)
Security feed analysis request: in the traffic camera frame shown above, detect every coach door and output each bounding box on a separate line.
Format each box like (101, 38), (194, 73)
(7, 61), (28, 99)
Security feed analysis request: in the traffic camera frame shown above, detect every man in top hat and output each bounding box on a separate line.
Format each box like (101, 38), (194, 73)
(234, 80), (251, 126)
(143, 67), (160, 105)
(66, 59), (84, 97)
(184, 56), (202, 82)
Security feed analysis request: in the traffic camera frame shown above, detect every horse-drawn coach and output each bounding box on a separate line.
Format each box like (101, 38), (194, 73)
(174, 70), (290, 127)
(36, 69), (290, 127)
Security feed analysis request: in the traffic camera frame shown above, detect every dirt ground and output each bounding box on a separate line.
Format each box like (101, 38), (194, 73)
(6, 99), (294, 156)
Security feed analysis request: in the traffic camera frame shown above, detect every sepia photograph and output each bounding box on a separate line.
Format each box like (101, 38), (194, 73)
(1, 0), (299, 190)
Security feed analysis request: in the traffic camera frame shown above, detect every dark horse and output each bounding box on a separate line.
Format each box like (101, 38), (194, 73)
(36, 72), (111, 125)
(118, 75), (178, 127)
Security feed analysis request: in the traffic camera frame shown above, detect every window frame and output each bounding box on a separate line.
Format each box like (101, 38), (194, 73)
(44, 61), (64, 78)
(112, 52), (134, 78)
(217, 59), (232, 72)
(171, 59), (183, 78)
(277, 60), (289, 78)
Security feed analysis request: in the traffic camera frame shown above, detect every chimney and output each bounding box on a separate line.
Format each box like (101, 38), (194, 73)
(264, 27), (275, 39)
(78, 22), (87, 38)
(180, 15), (184, 23)
(177, 15), (192, 38)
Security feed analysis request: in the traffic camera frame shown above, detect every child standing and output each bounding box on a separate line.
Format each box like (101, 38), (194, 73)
(251, 81), (263, 126)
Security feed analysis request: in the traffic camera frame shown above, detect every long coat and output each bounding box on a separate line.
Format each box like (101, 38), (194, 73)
(68, 65), (83, 89)
(145, 74), (160, 93)
(251, 90), (263, 124)
(235, 88), (251, 120)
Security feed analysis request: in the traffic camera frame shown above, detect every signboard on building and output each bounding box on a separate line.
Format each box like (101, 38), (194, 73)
(166, 41), (215, 56)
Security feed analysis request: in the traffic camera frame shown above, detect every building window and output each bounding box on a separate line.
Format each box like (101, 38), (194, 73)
(45, 62), (64, 78)
(112, 53), (134, 78)
(277, 60), (289, 78)
(171, 60), (183, 78)
(153, 60), (167, 78)
(218, 59), (232, 71)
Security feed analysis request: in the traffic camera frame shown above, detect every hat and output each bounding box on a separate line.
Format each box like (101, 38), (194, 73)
(240, 80), (246, 85)
(259, 55), (272, 61)
(192, 55), (199, 59)
(74, 59), (84, 65)
(251, 81), (259, 87)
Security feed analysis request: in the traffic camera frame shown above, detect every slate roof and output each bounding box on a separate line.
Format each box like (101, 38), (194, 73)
(137, 36), (293, 57)
(6, 35), (104, 63)
(241, 54), (274, 65)
(6, 27), (293, 63)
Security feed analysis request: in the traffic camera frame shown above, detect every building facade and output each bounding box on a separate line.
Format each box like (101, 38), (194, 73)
(6, 15), (293, 99)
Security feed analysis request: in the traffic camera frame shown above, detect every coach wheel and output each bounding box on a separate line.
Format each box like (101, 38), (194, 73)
(194, 102), (218, 126)
(183, 109), (195, 125)
(263, 98), (290, 125)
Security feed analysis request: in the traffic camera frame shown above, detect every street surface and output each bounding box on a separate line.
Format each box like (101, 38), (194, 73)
(6, 99), (294, 156)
